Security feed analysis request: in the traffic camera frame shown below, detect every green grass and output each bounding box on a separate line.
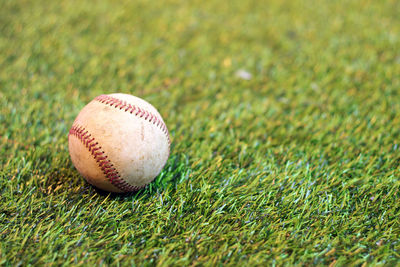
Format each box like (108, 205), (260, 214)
(1, 0), (400, 265)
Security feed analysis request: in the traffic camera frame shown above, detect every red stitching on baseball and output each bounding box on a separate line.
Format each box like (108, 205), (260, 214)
(94, 95), (171, 150)
(69, 125), (146, 193)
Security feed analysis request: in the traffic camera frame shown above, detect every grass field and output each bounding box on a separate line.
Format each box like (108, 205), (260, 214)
(1, 0), (400, 265)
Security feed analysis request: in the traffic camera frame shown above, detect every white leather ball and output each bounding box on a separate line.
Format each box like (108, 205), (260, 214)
(68, 93), (170, 193)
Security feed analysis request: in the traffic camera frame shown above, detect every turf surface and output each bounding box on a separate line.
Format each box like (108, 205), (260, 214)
(1, 0), (400, 265)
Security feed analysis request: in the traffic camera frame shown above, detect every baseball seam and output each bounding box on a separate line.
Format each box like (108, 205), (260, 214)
(95, 94), (171, 148)
(69, 124), (145, 193)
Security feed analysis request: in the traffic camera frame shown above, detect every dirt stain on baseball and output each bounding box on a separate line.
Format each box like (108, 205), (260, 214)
(141, 122), (144, 141)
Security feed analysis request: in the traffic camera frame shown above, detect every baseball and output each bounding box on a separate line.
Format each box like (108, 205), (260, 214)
(68, 93), (170, 193)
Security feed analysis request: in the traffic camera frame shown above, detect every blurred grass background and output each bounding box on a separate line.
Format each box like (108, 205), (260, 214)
(1, 0), (400, 265)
